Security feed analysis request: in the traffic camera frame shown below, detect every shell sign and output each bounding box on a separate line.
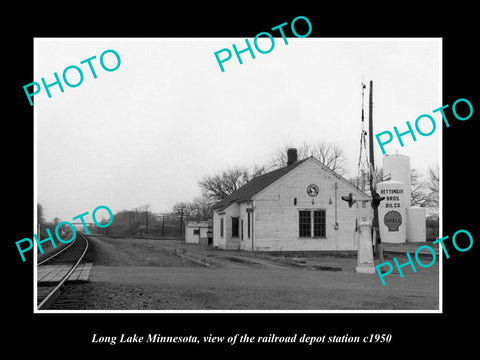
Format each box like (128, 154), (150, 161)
(384, 210), (402, 232)
(377, 180), (407, 243)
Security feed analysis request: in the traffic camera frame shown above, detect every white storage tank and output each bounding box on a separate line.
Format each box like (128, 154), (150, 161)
(383, 154), (411, 207)
(406, 206), (426, 242)
(377, 180), (407, 243)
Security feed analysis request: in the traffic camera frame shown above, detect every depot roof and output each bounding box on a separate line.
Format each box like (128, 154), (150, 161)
(212, 157), (365, 212)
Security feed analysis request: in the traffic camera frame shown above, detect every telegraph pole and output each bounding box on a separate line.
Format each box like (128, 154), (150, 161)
(179, 207), (185, 239)
(368, 80), (385, 261)
(162, 213), (165, 237)
(358, 81), (369, 181)
(145, 210), (148, 234)
(368, 81), (375, 173)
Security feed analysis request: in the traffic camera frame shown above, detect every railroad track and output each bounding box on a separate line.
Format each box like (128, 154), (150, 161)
(37, 232), (90, 310)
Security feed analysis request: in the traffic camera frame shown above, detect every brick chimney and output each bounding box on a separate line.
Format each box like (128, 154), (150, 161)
(287, 148), (298, 166)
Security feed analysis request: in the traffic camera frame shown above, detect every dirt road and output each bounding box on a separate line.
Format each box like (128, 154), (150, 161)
(53, 236), (439, 311)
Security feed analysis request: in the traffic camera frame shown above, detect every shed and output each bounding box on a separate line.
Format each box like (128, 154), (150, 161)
(185, 220), (212, 245)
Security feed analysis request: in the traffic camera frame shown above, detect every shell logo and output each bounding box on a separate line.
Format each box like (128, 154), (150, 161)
(384, 211), (402, 231)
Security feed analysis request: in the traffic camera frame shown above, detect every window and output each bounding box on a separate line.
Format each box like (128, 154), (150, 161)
(299, 210), (326, 238)
(193, 229), (200, 235)
(247, 212), (251, 238)
(299, 210), (311, 237)
(220, 218), (224, 238)
(241, 219), (244, 240)
(231, 217), (239, 238)
(313, 210), (326, 237)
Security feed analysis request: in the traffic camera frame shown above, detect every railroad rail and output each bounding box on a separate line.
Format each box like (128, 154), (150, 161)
(37, 232), (89, 310)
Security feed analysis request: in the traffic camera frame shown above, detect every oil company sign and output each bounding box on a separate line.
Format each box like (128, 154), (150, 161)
(384, 210), (402, 232)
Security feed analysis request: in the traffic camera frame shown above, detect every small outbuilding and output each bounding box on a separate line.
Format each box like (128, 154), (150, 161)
(185, 220), (212, 245)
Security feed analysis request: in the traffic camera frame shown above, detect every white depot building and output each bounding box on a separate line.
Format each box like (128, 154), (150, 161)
(377, 154), (426, 243)
(211, 149), (372, 251)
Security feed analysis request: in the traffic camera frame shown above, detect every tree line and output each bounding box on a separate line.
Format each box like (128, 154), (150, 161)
(193, 141), (439, 213)
(37, 141), (439, 239)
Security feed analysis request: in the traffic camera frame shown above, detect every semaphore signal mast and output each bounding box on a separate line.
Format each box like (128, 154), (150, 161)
(357, 80), (385, 261)
(357, 81), (369, 193)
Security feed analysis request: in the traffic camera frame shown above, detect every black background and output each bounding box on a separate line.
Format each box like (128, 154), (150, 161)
(4, 3), (478, 356)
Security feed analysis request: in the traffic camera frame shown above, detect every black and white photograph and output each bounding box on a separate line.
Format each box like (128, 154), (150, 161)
(5, 6), (478, 355)
(33, 37), (441, 312)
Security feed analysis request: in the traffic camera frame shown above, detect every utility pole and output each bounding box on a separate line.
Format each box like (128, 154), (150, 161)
(368, 80), (385, 262)
(368, 80), (375, 174)
(358, 81), (369, 183)
(179, 207), (185, 239)
(162, 213), (165, 237)
(145, 210), (148, 234)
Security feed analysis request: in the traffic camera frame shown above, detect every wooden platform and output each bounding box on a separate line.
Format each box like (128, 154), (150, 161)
(37, 263), (92, 284)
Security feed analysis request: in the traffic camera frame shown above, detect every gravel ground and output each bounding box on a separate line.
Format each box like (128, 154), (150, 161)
(49, 236), (439, 311)
(55, 280), (436, 310)
(84, 236), (203, 267)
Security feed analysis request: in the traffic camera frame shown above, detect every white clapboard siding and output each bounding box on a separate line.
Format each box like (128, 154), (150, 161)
(212, 211), (225, 248)
(213, 204), (241, 250)
(213, 157), (372, 251)
(251, 158), (371, 251)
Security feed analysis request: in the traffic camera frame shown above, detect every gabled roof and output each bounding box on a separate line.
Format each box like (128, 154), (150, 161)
(212, 156), (369, 212)
(212, 158), (310, 212)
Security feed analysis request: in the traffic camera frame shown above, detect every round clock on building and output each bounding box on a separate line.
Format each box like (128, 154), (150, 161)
(306, 184), (319, 197)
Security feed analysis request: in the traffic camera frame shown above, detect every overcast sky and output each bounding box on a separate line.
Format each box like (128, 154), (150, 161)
(35, 38), (441, 222)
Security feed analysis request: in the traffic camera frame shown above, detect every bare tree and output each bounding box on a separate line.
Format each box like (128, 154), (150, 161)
(425, 165), (439, 210)
(172, 202), (189, 214)
(410, 168), (424, 207)
(199, 165), (266, 201)
(410, 166), (439, 210)
(137, 204), (150, 212)
(37, 203), (45, 225)
(270, 141), (347, 175)
(351, 166), (383, 189)
(426, 165), (439, 194)
(189, 196), (213, 220)
(173, 196), (213, 221)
